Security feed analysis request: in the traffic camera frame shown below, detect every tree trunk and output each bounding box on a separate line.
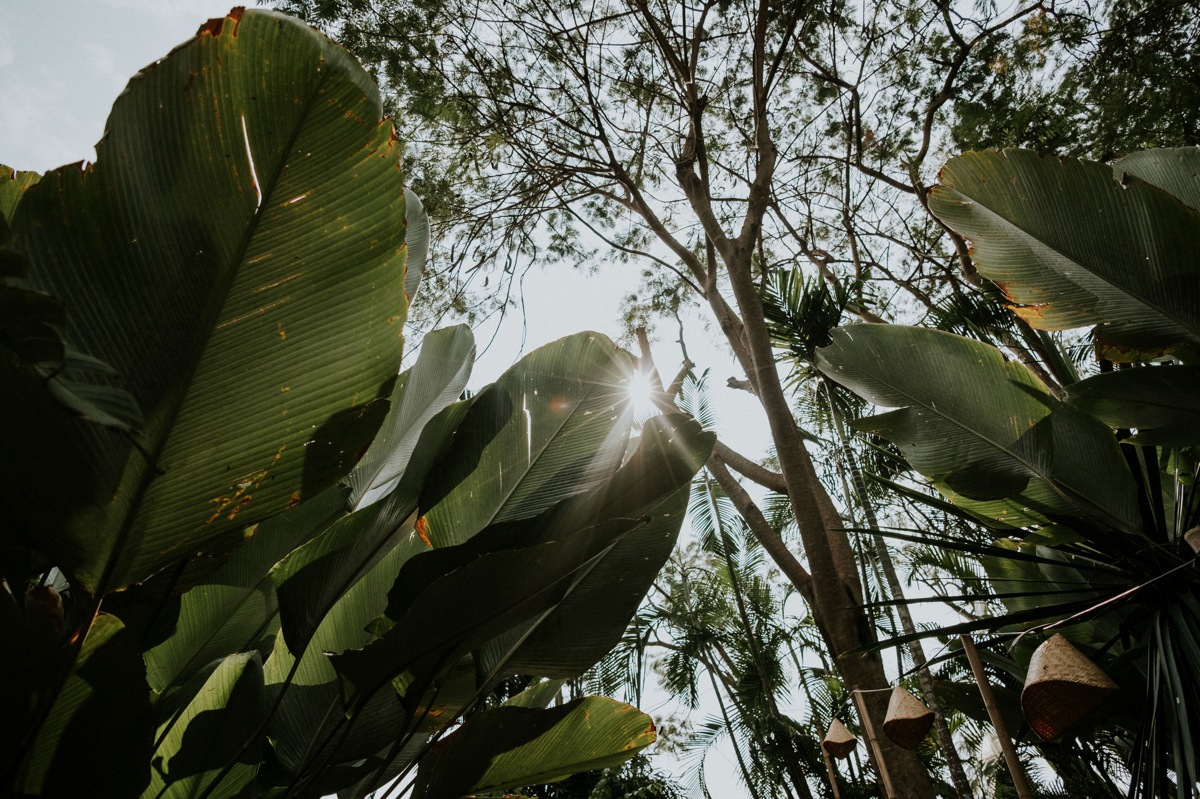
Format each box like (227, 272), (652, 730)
(826, 381), (975, 799)
(656, 8), (935, 788)
(715, 240), (936, 798)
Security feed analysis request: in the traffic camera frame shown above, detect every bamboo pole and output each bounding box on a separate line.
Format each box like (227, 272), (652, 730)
(851, 690), (898, 799)
(959, 635), (1034, 799)
(823, 749), (844, 799)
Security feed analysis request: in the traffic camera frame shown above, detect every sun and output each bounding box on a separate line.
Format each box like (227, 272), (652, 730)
(627, 368), (659, 420)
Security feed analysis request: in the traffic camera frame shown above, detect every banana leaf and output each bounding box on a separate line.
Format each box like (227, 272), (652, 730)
(418, 331), (636, 547)
(145, 652), (265, 799)
(1067, 365), (1200, 446)
(263, 540), (415, 776)
(330, 415), (712, 709)
(815, 324), (1141, 534)
(412, 695), (656, 799)
(2, 9), (414, 594)
(345, 324), (475, 511)
(928, 149), (1200, 361)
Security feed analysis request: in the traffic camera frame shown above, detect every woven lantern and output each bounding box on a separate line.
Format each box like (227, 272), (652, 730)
(882, 686), (935, 750)
(1021, 634), (1117, 740)
(822, 719), (858, 759)
(1184, 525), (1200, 554)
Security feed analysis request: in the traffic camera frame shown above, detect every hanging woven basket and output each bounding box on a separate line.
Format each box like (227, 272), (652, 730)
(1021, 634), (1118, 740)
(882, 686), (935, 750)
(822, 719), (858, 760)
(1184, 525), (1200, 554)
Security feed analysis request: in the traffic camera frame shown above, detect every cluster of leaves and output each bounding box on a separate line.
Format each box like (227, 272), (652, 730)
(270, 0), (1036, 335)
(0, 10), (716, 799)
(817, 147), (1200, 798)
(952, 0), (1200, 161)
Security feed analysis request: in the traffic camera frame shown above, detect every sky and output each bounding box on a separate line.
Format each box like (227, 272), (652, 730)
(0, 1), (773, 795)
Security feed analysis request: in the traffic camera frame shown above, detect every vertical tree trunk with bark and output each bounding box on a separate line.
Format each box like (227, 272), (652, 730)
(670, 97), (938, 789)
(657, 229), (937, 795)
(639, 6), (940, 779)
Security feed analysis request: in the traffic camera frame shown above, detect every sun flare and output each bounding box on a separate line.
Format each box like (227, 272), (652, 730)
(627, 369), (659, 420)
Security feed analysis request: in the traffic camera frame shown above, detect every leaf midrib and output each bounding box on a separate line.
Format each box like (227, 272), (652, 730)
(850, 342), (1129, 532)
(942, 177), (1200, 341)
(97, 44), (337, 597)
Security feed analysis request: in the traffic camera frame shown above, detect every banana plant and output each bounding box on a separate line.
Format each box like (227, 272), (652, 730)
(816, 147), (1200, 798)
(0, 9), (713, 799)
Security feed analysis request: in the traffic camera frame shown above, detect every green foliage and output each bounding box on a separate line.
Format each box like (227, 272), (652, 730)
(4, 9), (412, 596)
(414, 691), (658, 799)
(817, 325), (1140, 531)
(951, 0), (1200, 161)
(259, 0), (1199, 793)
(818, 148), (1200, 797)
(929, 149), (1200, 363)
(0, 10), (715, 799)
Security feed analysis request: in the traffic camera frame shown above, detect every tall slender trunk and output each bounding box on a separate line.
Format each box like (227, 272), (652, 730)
(825, 379), (974, 799)
(703, 475), (816, 799)
(656, 4), (935, 784)
(961, 634), (1035, 799)
(717, 240), (935, 799)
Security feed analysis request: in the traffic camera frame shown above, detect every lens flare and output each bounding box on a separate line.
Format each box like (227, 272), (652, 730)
(627, 369), (658, 420)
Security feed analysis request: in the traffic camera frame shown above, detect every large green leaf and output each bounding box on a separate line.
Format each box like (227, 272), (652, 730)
(418, 331), (635, 547)
(253, 401), (478, 785)
(1114, 147), (1200, 213)
(346, 324), (475, 511)
(15, 614), (152, 797)
(144, 652), (265, 799)
(139, 485), (349, 696)
(412, 695), (656, 799)
(272, 385), (479, 656)
(271, 488), (422, 656)
(3, 9), (413, 594)
(815, 325), (1140, 532)
(479, 483), (691, 679)
(928, 149), (1200, 360)
(263, 539), (415, 776)
(307, 660), (477, 799)
(1067, 365), (1200, 446)
(331, 415), (712, 707)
